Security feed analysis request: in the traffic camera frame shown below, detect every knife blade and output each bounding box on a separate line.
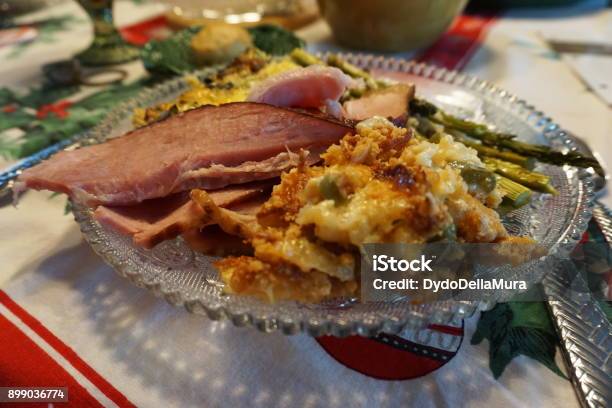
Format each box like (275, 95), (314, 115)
(548, 40), (612, 57)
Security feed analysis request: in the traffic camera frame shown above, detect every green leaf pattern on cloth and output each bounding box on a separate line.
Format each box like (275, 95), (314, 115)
(472, 299), (566, 379)
(0, 80), (151, 159)
(6, 15), (84, 59)
(473, 217), (611, 379)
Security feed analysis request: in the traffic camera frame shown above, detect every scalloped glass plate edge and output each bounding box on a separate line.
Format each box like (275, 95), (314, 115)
(72, 54), (595, 337)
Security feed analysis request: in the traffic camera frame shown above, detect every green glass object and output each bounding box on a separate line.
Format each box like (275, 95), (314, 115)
(76, 0), (139, 66)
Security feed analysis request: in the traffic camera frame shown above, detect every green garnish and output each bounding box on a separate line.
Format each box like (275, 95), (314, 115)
(319, 175), (346, 205)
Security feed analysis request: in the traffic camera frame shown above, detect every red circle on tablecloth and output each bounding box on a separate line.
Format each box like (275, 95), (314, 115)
(316, 323), (464, 380)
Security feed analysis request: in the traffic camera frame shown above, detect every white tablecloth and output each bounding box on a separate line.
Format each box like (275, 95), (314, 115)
(1, 1), (611, 407)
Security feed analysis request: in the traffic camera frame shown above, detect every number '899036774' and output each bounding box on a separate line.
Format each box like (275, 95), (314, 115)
(0, 387), (68, 402)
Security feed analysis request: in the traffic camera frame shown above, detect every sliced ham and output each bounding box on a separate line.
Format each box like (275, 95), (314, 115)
(93, 180), (273, 249)
(191, 189), (260, 240)
(247, 65), (352, 111)
(180, 191), (267, 255)
(16, 102), (352, 207)
(343, 84), (415, 122)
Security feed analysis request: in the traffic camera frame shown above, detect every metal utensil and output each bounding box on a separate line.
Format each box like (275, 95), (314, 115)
(548, 40), (612, 57)
(543, 201), (612, 408)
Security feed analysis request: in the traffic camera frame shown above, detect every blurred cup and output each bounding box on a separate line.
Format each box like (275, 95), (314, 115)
(317, 0), (468, 52)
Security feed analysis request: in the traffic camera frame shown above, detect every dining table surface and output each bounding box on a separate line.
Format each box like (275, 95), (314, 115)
(0, 1), (610, 407)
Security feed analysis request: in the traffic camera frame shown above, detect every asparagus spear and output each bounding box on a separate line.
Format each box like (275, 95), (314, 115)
(415, 122), (533, 208)
(410, 98), (604, 176)
(409, 98), (439, 118)
(408, 120), (535, 206)
(491, 138), (603, 177)
(412, 114), (442, 138)
(290, 48), (324, 66)
(411, 115), (536, 169)
(409, 115), (545, 203)
(326, 55), (373, 81)
(294, 52), (598, 186)
(325, 54), (388, 92)
(291, 50), (381, 100)
(291, 49), (379, 84)
(484, 157), (558, 195)
(495, 175), (532, 208)
(447, 129), (536, 169)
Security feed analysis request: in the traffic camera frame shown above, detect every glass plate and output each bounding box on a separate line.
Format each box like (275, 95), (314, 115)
(72, 54), (594, 336)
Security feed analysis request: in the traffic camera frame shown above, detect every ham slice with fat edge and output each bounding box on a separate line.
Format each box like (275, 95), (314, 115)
(16, 102), (352, 206)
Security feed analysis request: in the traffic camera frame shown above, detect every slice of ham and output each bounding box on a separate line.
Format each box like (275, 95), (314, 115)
(247, 65), (352, 111)
(343, 84), (415, 122)
(191, 189), (259, 240)
(180, 190), (269, 256)
(94, 180), (273, 249)
(16, 102), (352, 207)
